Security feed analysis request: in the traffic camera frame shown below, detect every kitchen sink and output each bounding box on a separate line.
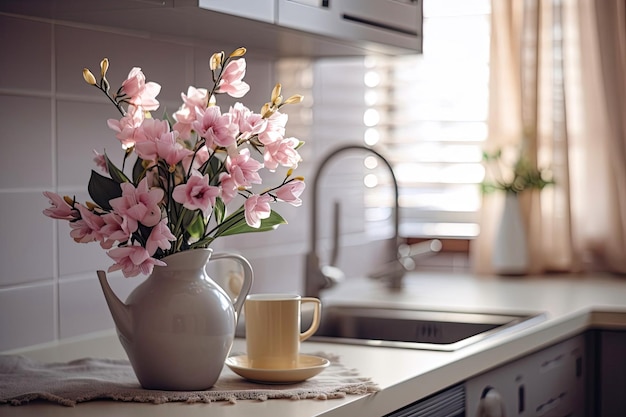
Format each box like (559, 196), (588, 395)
(307, 305), (546, 351)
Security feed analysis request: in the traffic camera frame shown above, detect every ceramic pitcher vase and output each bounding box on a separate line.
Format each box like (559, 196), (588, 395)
(97, 248), (253, 391)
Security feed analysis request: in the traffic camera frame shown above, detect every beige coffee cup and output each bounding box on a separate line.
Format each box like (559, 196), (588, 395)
(244, 294), (321, 369)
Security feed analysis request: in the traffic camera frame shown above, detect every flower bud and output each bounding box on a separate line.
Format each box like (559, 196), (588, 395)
(271, 83), (282, 104)
(86, 201), (98, 210)
(294, 176), (305, 181)
(82, 68), (97, 85)
(286, 168), (294, 177)
(229, 47), (246, 57)
(210, 52), (223, 70)
(261, 103), (272, 117)
(100, 58), (109, 79)
(284, 94), (304, 105)
(63, 196), (75, 206)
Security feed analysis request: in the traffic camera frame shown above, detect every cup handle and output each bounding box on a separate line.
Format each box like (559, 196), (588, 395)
(299, 297), (322, 342)
(211, 252), (254, 322)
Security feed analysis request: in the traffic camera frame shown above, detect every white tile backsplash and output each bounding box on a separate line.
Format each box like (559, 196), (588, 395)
(0, 13), (399, 352)
(54, 25), (194, 102)
(240, 250), (305, 295)
(57, 220), (114, 277)
(0, 192), (55, 285)
(0, 14), (284, 350)
(58, 276), (114, 339)
(58, 272), (144, 339)
(0, 283), (55, 351)
(0, 95), (53, 189)
(56, 101), (122, 188)
(0, 16), (52, 92)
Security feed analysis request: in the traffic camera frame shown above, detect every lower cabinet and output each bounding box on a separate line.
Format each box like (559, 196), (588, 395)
(383, 383), (465, 417)
(383, 330), (626, 417)
(465, 335), (587, 417)
(586, 329), (626, 416)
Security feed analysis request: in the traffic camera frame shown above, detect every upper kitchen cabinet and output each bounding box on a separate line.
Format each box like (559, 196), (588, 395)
(196, 0), (275, 23)
(0, 0), (422, 57)
(278, 0), (423, 55)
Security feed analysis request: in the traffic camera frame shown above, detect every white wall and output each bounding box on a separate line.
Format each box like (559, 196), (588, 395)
(0, 12), (376, 352)
(0, 13), (417, 352)
(0, 13), (309, 351)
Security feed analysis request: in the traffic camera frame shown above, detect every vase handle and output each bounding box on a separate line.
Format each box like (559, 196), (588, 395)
(211, 252), (254, 320)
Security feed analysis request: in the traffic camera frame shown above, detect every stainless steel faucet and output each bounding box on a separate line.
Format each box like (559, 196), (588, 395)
(304, 144), (408, 298)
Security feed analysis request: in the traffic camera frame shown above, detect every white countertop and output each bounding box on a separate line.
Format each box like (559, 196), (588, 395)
(3, 272), (626, 417)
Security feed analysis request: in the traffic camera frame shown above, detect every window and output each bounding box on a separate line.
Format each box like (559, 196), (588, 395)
(312, 0), (491, 240)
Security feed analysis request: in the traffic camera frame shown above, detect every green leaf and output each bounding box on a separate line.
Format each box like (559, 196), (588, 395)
(190, 236), (215, 249)
(132, 156), (145, 184)
(218, 210), (287, 237)
(186, 213), (206, 239)
(213, 197), (226, 224)
(88, 170), (122, 210)
(105, 153), (130, 184)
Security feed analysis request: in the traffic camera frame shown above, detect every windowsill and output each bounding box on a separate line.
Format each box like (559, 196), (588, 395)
(365, 221), (475, 254)
(404, 236), (471, 254)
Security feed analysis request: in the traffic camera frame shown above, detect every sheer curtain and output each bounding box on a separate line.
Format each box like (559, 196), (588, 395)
(472, 0), (626, 275)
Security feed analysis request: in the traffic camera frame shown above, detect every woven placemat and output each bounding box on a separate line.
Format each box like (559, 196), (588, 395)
(0, 352), (379, 407)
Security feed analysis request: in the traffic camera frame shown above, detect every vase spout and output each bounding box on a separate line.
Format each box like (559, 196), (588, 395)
(97, 270), (133, 342)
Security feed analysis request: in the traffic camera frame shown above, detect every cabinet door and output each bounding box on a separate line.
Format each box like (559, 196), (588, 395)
(197, 0), (274, 23)
(466, 335), (586, 417)
(593, 330), (626, 415)
(277, 0), (422, 53)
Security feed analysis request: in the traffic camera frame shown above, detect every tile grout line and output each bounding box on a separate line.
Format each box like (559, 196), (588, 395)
(50, 21), (61, 343)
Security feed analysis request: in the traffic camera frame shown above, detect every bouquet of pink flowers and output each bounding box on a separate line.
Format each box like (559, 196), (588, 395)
(43, 47), (305, 278)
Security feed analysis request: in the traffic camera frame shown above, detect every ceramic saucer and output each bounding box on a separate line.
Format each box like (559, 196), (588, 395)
(225, 354), (330, 384)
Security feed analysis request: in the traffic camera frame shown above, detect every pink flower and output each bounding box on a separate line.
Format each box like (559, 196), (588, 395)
(258, 111), (288, 145)
(275, 180), (305, 207)
(156, 132), (193, 167)
(120, 67), (161, 111)
(109, 178), (163, 233)
(172, 172), (220, 216)
(135, 127), (192, 167)
(173, 86), (209, 139)
(218, 172), (238, 205)
(107, 245), (166, 278)
(92, 150), (108, 173)
(193, 106), (238, 148)
(244, 194), (272, 228)
(135, 118), (170, 143)
(70, 204), (105, 243)
(230, 103), (266, 140)
(100, 212), (130, 249)
(216, 59), (250, 98)
(263, 137), (302, 171)
(146, 219), (176, 256)
(133, 118), (170, 160)
(42, 192), (76, 220)
(226, 148), (263, 187)
(107, 106), (145, 148)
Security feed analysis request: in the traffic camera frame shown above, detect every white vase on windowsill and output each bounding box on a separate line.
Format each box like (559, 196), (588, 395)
(492, 192), (529, 275)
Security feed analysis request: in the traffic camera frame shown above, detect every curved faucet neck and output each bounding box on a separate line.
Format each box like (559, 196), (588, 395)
(306, 145), (401, 298)
(309, 144), (400, 253)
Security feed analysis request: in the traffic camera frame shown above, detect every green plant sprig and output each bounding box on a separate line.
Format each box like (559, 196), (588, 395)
(481, 148), (554, 195)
